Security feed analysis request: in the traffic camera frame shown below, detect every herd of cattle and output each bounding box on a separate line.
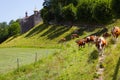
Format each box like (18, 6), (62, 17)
(59, 26), (120, 56)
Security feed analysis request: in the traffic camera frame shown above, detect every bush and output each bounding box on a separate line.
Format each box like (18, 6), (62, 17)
(93, 1), (113, 23)
(0, 27), (8, 43)
(8, 22), (20, 36)
(111, 0), (120, 17)
(76, 1), (93, 22)
(54, 4), (64, 22)
(61, 3), (76, 22)
(40, 8), (54, 24)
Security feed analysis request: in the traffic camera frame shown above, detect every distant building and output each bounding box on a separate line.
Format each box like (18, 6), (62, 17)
(19, 8), (42, 33)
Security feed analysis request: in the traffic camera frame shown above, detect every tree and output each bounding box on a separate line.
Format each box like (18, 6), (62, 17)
(61, 4), (76, 23)
(41, 8), (54, 24)
(43, 0), (51, 8)
(76, 1), (93, 22)
(8, 22), (20, 36)
(9, 20), (15, 25)
(111, 0), (120, 17)
(0, 22), (9, 43)
(93, 1), (113, 23)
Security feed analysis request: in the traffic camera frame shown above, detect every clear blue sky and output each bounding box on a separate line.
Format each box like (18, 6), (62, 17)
(0, 0), (44, 23)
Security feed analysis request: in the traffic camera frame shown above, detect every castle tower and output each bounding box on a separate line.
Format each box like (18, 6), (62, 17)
(33, 7), (42, 25)
(25, 11), (28, 17)
(34, 7), (38, 15)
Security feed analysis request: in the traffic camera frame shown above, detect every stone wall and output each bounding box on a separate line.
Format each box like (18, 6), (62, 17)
(20, 11), (42, 33)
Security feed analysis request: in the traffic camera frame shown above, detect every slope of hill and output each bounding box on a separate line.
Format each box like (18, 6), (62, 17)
(0, 22), (78, 48)
(0, 20), (120, 80)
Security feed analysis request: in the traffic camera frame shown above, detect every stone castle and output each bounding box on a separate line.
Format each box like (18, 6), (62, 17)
(20, 8), (42, 33)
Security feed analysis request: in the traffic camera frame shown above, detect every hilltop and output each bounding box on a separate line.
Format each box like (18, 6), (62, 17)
(0, 20), (120, 80)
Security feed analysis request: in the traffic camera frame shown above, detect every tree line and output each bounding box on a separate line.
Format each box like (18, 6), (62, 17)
(0, 20), (20, 43)
(40, 0), (120, 24)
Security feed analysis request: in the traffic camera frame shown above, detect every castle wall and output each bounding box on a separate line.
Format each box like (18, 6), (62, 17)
(20, 11), (42, 33)
(34, 12), (42, 25)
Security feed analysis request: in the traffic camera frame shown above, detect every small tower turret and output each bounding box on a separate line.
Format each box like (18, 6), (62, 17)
(34, 7), (38, 15)
(25, 11), (28, 17)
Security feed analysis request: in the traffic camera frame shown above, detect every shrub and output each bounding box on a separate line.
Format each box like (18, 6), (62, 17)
(111, 0), (120, 17)
(93, 1), (113, 23)
(40, 8), (54, 24)
(54, 4), (64, 22)
(76, 1), (93, 22)
(8, 22), (20, 36)
(61, 3), (76, 22)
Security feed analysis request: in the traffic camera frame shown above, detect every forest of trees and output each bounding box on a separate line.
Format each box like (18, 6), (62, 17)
(0, 20), (20, 43)
(41, 0), (120, 24)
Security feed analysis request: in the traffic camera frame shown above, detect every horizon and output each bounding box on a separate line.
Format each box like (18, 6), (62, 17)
(0, 0), (44, 24)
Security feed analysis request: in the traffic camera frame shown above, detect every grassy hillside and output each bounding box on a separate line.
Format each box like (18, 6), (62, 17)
(0, 20), (120, 80)
(0, 22), (78, 48)
(0, 22), (105, 48)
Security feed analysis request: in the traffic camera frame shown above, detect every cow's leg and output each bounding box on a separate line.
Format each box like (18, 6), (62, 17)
(112, 34), (116, 41)
(83, 44), (85, 48)
(116, 35), (119, 42)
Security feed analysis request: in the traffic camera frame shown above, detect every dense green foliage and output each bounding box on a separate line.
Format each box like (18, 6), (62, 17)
(8, 21), (20, 36)
(0, 22), (9, 43)
(93, 1), (113, 23)
(61, 3), (76, 22)
(0, 20), (21, 43)
(40, 8), (54, 24)
(111, 0), (120, 17)
(41, 0), (119, 24)
(77, 1), (93, 22)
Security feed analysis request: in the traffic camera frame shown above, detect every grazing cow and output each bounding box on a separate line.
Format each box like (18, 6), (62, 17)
(102, 32), (111, 38)
(71, 34), (79, 39)
(85, 35), (98, 44)
(95, 37), (107, 56)
(111, 26), (120, 40)
(75, 39), (87, 48)
(59, 38), (66, 43)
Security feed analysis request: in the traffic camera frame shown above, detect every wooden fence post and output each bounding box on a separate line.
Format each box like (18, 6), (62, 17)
(17, 58), (19, 71)
(34, 53), (37, 66)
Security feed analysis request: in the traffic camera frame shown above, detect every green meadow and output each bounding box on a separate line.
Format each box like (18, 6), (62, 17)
(0, 48), (57, 74)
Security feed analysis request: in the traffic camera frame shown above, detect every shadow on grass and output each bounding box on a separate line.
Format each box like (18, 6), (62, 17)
(112, 57), (120, 80)
(25, 24), (49, 37)
(90, 27), (108, 36)
(24, 23), (108, 41)
(64, 27), (95, 41)
(88, 50), (98, 63)
(48, 27), (70, 40)
(41, 25), (71, 40)
(65, 27), (108, 41)
(5, 35), (19, 43)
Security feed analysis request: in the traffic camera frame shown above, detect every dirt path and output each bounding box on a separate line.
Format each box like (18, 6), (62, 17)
(94, 54), (106, 80)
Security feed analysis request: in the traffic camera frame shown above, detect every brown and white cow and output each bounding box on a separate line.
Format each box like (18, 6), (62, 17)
(95, 37), (107, 56)
(71, 34), (79, 39)
(75, 39), (87, 48)
(111, 26), (120, 41)
(59, 38), (66, 43)
(85, 35), (98, 44)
